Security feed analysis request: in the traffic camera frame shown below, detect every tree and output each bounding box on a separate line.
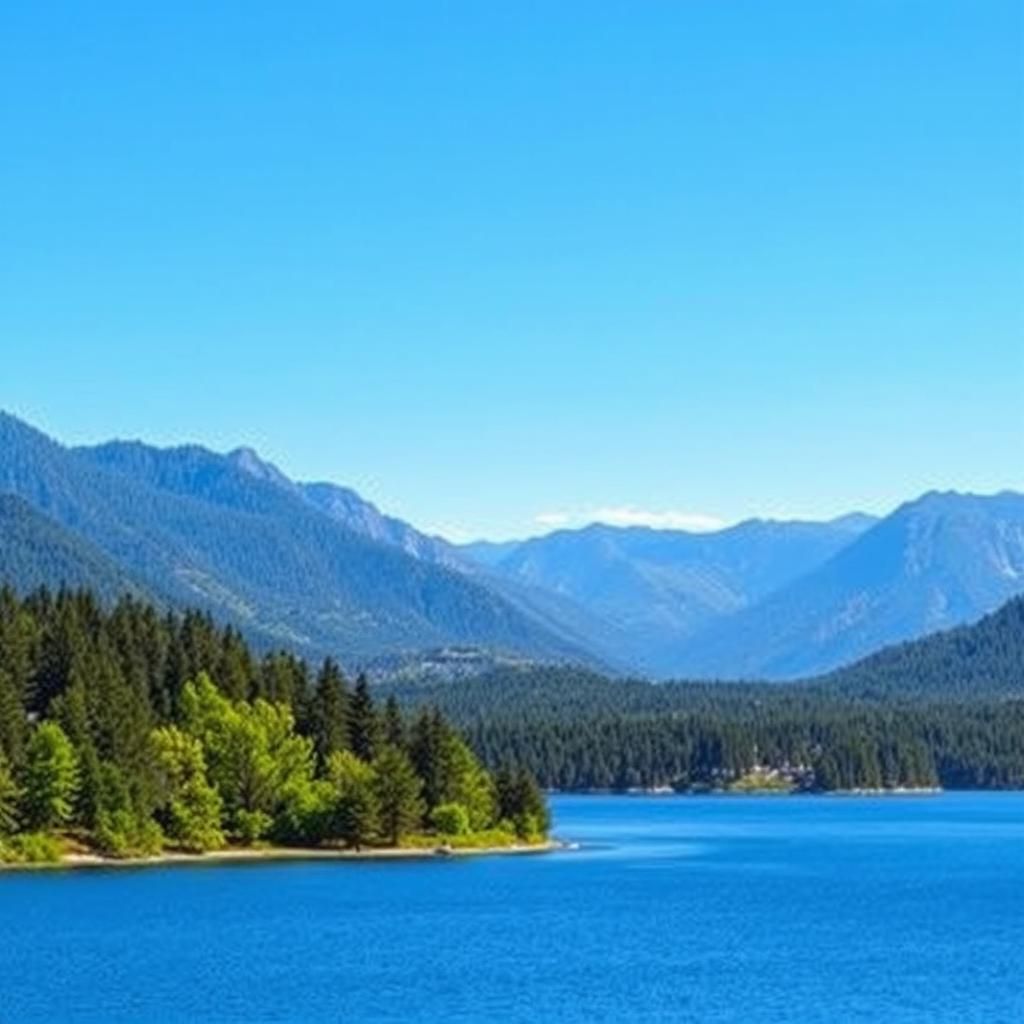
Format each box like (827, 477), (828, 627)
(22, 722), (79, 831)
(0, 749), (20, 836)
(496, 767), (549, 839)
(0, 667), (27, 769)
(180, 675), (314, 842)
(349, 674), (379, 762)
(373, 744), (423, 846)
(381, 695), (405, 748)
(446, 736), (496, 830)
(327, 750), (379, 848)
(151, 725), (224, 852)
(309, 658), (349, 766)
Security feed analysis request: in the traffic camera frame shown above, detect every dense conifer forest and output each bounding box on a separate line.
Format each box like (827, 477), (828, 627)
(2, 588), (1022, 865)
(383, 643), (1024, 793)
(0, 588), (548, 864)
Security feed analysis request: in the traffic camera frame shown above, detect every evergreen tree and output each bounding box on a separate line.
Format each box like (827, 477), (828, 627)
(382, 695), (405, 748)
(309, 658), (350, 766)
(373, 744), (424, 846)
(327, 750), (380, 848)
(349, 674), (379, 762)
(0, 749), (20, 836)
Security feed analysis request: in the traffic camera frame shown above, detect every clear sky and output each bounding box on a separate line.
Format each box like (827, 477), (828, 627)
(2, 2), (1021, 541)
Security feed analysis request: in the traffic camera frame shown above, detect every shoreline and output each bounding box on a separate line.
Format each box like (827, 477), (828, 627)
(0, 839), (565, 875)
(549, 786), (947, 797)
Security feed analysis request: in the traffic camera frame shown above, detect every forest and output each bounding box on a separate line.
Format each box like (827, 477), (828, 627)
(0, 588), (549, 865)
(2, 587), (1023, 866)
(383, 662), (1024, 793)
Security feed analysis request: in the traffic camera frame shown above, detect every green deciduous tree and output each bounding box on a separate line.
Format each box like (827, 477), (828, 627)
(22, 721), (79, 832)
(151, 725), (225, 852)
(180, 674), (314, 842)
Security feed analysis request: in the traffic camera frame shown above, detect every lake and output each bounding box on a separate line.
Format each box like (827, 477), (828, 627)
(2, 793), (1022, 1023)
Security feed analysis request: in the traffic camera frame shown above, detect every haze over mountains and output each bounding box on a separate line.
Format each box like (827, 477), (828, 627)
(1, 410), (1022, 680)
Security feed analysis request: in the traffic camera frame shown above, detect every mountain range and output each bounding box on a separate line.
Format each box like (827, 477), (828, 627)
(1, 410), (1022, 680)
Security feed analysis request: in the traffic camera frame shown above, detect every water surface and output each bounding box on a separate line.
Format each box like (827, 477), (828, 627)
(2, 793), (1022, 1022)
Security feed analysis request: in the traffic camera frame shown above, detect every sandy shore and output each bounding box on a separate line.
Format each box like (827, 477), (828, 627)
(0, 840), (565, 874)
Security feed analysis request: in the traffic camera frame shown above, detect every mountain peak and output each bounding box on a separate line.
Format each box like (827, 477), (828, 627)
(226, 446), (294, 490)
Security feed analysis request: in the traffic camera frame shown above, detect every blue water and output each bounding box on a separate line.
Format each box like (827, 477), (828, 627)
(2, 793), (1022, 1023)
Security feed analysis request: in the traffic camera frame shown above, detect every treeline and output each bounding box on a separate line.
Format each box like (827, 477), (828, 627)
(383, 666), (1024, 792)
(823, 596), (1024, 699)
(0, 588), (548, 863)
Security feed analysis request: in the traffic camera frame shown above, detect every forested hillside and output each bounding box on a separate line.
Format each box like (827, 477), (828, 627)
(0, 496), (152, 603)
(386, 666), (1024, 792)
(382, 597), (1024, 792)
(0, 411), (597, 666)
(0, 588), (548, 865)
(824, 596), (1024, 697)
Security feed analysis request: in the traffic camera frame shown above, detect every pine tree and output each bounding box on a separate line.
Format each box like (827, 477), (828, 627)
(0, 748), (20, 836)
(349, 674), (379, 762)
(310, 658), (350, 766)
(373, 744), (424, 846)
(382, 695), (405, 748)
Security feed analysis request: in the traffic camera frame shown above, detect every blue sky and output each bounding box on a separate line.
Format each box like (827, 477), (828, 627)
(2, 2), (1021, 540)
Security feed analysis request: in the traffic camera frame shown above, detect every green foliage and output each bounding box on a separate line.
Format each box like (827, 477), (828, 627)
(349, 674), (379, 762)
(0, 749), (21, 836)
(326, 750), (379, 848)
(181, 675), (315, 840)
(430, 802), (470, 837)
(374, 744), (424, 846)
(150, 726), (225, 852)
(95, 809), (164, 858)
(385, 661), (1024, 794)
(308, 658), (350, 766)
(1, 830), (64, 864)
(0, 587), (547, 862)
(22, 722), (79, 831)
(235, 810), (273, 845)
(496, 768), (550, 839)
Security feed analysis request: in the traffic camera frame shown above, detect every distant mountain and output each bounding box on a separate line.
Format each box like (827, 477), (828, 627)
(462, 515), (876, 676)
(824, 594), (1024, 698)
(224, 445), (628, 669)
(226, 447), (463, 568)
(0, 411), (598, 665)
(4, 409), (1020, 683)
(0, 494), (152, 602)
(676, 491), (1024, 679)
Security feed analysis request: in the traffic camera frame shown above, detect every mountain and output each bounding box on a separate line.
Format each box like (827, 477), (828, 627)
(675, 491), (1024, 679)
(0, 412), (597, 665)
(0, 494), (152, 602)
(4, 409), (1020, 683)
(824, 594), (1024, 698)
(462, 515), (876, 676)
(226, 447), (463, 569)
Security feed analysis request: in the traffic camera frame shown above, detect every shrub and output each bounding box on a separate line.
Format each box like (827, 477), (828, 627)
(430, 802), (470, 837)
(4, 831), (64, 864)
(94, 811), (164, 859)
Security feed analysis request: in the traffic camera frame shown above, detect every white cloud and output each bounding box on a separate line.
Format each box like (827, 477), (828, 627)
(533, 506), (726, 534)
(534, 512), (572, 528)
